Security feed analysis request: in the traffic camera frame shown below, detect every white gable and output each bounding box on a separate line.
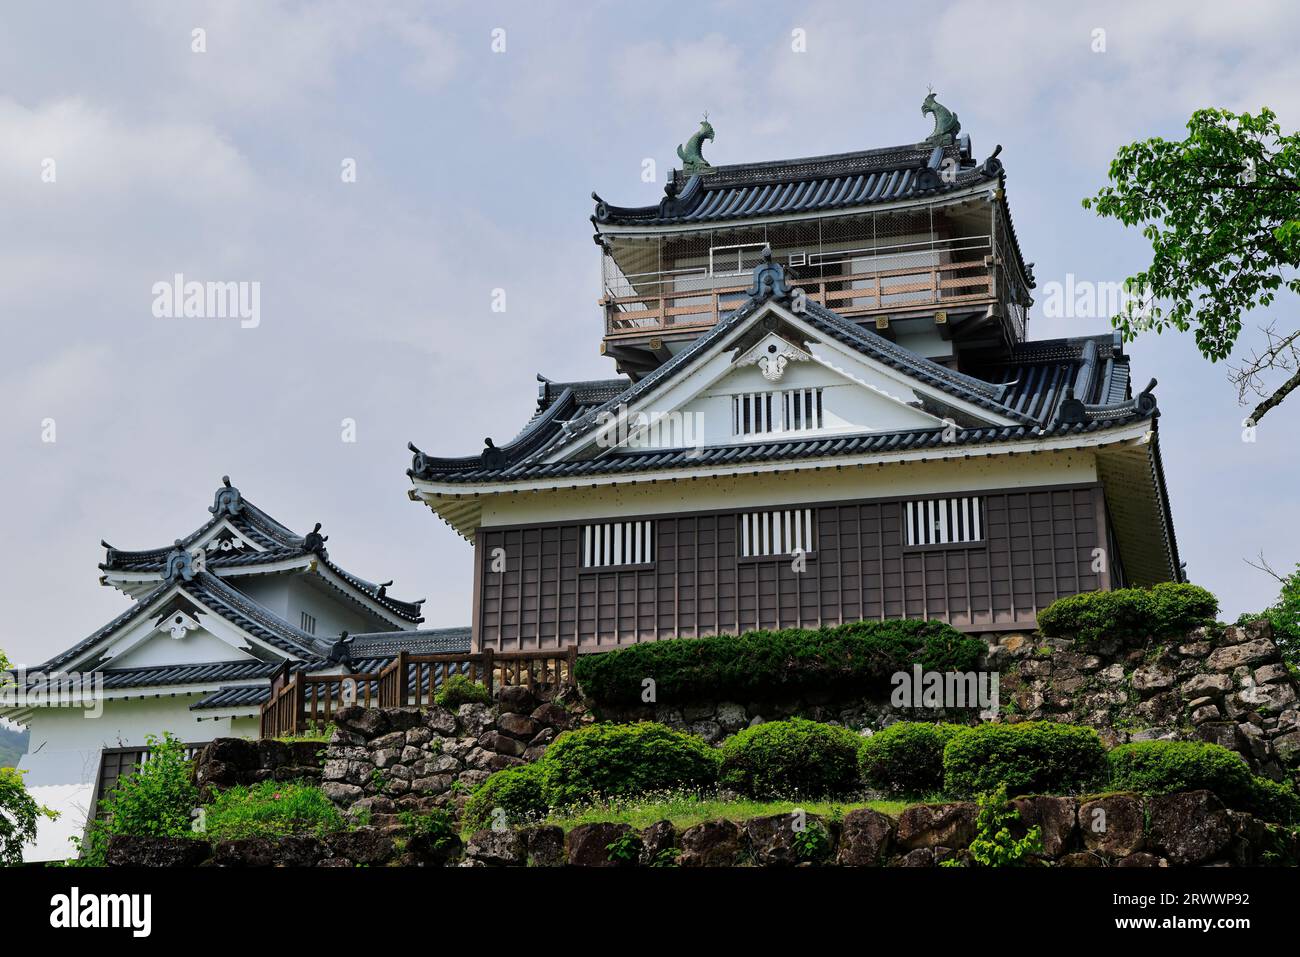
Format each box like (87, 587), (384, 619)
(573, 301), (1012, 456)
(99, 601), (262, 669)
(105, 624), (256, 669)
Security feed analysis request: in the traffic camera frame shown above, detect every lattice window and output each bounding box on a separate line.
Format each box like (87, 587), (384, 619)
(732, 388), (823, 435)
(739, 508), (816, 558)
(582, 520), (655, 568)
(905, 497), (984, 546)
(300, 611), (317, 635)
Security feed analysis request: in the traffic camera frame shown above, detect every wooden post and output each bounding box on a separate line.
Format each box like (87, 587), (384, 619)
(395, 650), (409, 708)
(482, 647), (495, 697)
(292, 670), (307, 736)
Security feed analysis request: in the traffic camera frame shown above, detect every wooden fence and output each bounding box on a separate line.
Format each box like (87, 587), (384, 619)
(260, 647), (579, 738)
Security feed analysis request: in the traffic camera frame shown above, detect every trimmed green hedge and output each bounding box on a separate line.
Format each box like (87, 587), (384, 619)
(573, 620), (984, 707)
(860, 721), (968, 797)
(540, 722), (720, 809)
(461, 761), (548, 831)
(943, 722), (1108, 796)
(1107, 740), (1300, 824)
(718, 718), (864, 798)
(1037, 582), (1219, 644)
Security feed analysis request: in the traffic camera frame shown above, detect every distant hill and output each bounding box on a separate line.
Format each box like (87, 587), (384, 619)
(0, 722), (29, 767)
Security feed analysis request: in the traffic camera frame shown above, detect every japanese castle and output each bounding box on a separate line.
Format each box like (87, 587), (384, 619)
(407, 96), (1181, 651)
(1, 479), (467, 860)
(4, 94), (1181, 861)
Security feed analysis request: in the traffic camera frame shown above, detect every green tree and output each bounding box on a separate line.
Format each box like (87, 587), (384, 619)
(1242, 554), (1300, 669)
(1083, 108), (1300, 422)
(0, 648), (58, 866)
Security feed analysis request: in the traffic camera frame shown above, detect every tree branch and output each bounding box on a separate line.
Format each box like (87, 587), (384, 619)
(1244, 551), (1288, 584)
(1246, 363), (1300, 423)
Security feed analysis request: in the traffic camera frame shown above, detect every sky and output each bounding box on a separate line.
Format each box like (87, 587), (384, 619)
(2, 0), (1298, 667)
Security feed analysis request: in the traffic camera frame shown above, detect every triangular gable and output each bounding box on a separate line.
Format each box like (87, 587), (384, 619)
(46, 573), (317, 676)
(552, 298), (1023, 460)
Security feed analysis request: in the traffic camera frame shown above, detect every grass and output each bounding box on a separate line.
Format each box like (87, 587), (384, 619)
(539, 790), (913, 833)
(273, 723), (336, 744)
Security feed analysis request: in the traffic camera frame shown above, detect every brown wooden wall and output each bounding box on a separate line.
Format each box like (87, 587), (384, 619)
(474, 483), (1111, 653)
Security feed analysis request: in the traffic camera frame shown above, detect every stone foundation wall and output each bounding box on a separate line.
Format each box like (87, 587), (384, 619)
(995, 620), (1299, 781)
(105, 788), (1298, 868)
(591, 621), (1300, 784)
(191, 738), (324, 800)
(318, 685), (580, 820)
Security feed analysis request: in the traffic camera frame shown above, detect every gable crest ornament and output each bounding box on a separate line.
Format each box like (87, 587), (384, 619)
(736, 334), (813, 383)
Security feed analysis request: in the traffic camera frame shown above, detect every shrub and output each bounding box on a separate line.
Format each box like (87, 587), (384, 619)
(75, 732), (197, 866)
(943, 722), (1107, 797)
(574, 619), (984, 707)
(792, 820), (833, 862)
(718, 718), (863, 798)
(399, 808), (459, 854)
(859, 722), (968, 797)
(1107, 740), (1300, 823)
(435, 674), (491, 709)
(540, 722), (720, 809)
(461, 762), (548, 831)
(201, 780), (346, 840)
(945, 785), (1043, 867)
(1037, 582), (1218, 644)
(1249, 777), (1300, 826)
(1237, 563), (1300, 670)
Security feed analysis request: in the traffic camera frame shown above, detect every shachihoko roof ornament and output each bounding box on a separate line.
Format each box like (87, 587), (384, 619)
(161, 541), (197, 583)
(746, 245), (794, 302)
(922, 89), (961, 147)
(676, 114), (715, 174)
(302, 522), (329, 556)
(209, 475), (243, 517)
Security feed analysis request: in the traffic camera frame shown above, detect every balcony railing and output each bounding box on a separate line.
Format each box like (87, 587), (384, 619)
(602, 258), (1000, 339)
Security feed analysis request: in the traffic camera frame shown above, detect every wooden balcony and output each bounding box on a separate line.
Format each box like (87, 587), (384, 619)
(602, 258), (1014, 344)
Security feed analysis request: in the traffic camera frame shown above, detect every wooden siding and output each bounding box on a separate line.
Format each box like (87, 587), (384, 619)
(474, 483), (1107, 652)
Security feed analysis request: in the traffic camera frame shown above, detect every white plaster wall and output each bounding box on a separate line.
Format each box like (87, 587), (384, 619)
(14, 694), (253, 862)
(288, 576), (388, 638)
(479, 449), (1099, 528)
(235, 575), (292, 618)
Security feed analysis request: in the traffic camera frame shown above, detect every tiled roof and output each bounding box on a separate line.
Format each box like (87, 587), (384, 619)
(100, 480), (424, 623)
(96, 660), (283, 690)
(38, 571), (321, 672)
(408, 269), (1148, 486)
(592, 141), (1002, 228)
(347, 628), (472, 658)
(192, 685), (272, 710)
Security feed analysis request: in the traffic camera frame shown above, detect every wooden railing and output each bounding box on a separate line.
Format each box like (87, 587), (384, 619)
(259, 663), (379, 739)
(259, 647), (579, 738)
(602, 260), (997, 338)
(377, 646), (578, 708)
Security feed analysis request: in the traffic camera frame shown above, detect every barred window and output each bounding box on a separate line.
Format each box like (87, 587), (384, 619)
(582, 520), (655, 568)
(905, 497), (983, 546)
(732, 388), (823, 435)
(740, 508), (816, 558)
(300, 611), (317, 635)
